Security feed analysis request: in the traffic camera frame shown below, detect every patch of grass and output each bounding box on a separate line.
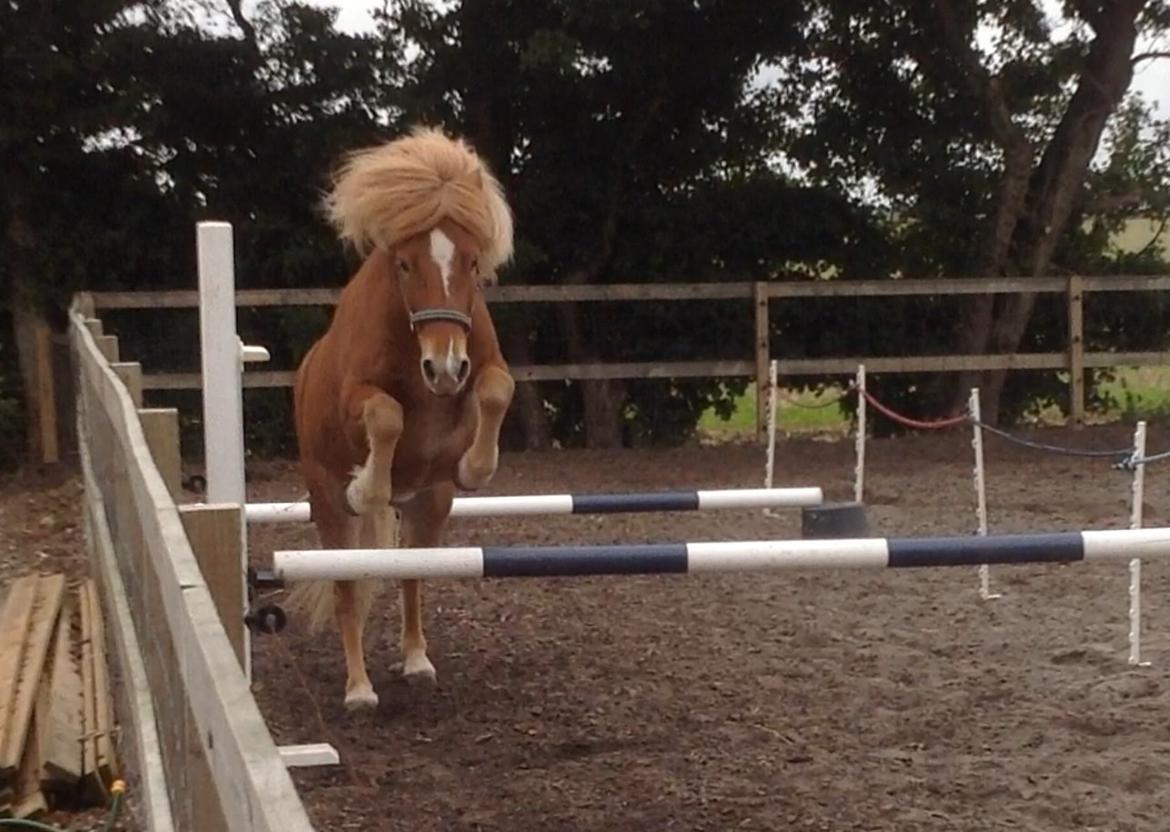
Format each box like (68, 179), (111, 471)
(1099, 367), (1170, 421)
(698, 385), (850, 439)
(698, 366), (1170, 441)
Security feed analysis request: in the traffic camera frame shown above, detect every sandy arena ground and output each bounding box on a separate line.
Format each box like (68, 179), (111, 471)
(6, 425), (1170, 831)
(245, 427), (1170, 832)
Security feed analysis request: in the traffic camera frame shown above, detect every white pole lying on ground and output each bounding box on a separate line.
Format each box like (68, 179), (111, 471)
(854, 364), (866, 504)
(969, 387), (999, 601)
(244, 487), (825, 525)
(1129, 420), (1149, 667)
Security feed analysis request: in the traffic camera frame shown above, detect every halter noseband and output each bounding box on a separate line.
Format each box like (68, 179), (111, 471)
(408, 308), (473, 331)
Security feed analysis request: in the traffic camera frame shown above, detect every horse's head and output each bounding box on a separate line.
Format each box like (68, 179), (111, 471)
(395, 219), (484, 396)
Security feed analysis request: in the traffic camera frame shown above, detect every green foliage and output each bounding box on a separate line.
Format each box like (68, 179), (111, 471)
(2, 0), (1169, 464)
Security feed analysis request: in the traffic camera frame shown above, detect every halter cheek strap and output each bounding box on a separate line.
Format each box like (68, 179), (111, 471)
(408, 308), (473, 331)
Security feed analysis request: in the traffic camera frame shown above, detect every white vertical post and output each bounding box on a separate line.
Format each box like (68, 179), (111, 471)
(196, 220), (251, 679)
(763, 360), (779, 517)
(1129, 420), (1148, 666)
(970, 388), (998, 600)
(853, 364), (866, 504)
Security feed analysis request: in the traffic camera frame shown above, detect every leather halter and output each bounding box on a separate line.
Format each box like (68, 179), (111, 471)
(408, 307), (473, 331)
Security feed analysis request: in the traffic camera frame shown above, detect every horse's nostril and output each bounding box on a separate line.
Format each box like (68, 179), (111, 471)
(457, 358), (471, 382)
(421, 358), (437, 382)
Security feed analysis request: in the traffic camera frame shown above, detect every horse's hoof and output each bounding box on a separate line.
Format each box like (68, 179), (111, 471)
(344, 685), (379, 711)
(403, 654), (437, 687)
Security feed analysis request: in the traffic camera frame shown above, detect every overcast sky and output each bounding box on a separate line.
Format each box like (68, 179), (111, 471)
(293, 0), (1169, 119)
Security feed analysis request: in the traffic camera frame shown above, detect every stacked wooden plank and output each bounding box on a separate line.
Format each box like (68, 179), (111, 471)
(0, 574), (119, 819)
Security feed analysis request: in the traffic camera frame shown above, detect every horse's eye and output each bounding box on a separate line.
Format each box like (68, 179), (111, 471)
(397, 258), (410, 275)
(470, 257), (479, 274)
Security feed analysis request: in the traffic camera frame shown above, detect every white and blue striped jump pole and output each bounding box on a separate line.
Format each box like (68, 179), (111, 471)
(272, 528), (1170, 582)
(246, 487), (824, 525)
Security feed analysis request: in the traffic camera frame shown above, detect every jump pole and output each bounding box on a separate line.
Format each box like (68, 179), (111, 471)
(245, 486), (824, 525)
(196, 222), (340, 769)
(1129, 420), (1148, 666)
(197, 221), (254, 681)
(273, 527), (1170, 582)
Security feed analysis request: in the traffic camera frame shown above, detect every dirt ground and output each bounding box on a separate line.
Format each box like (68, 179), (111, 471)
(7, 425), (1170, 831)
(241, 425), (1170, 832)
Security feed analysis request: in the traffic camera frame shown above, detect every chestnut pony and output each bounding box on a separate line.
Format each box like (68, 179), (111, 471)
(290, 127), (515, 710)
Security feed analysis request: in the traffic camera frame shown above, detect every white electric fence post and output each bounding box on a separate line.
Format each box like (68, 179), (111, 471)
(969, 388), (998, 600)
(853, 364), (866, 504)
(763, 360), (780, 517)
(1129, 420), (1149, 666)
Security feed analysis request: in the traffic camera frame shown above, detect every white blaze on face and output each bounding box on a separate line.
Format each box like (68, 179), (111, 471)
(429, 228), (456, 298)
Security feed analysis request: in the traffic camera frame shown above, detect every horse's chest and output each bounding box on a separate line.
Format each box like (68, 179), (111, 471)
(393, 400), (472, 483)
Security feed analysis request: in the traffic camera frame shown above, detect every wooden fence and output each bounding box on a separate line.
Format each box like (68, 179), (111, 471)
(78, 274), (1170, 442)
(71, 298), (314, 831)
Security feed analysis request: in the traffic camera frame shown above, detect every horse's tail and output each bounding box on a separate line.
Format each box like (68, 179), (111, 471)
(321, 125), (513, 278)
(285, 579), (381, 634)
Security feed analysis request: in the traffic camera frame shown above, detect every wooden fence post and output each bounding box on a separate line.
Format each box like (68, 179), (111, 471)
(139, 409), (182, 501)
(1066, 275), (1085, 429)
(179, 505), (246, 672)
(112, 362), (144, 408)
(753, 282), (770, 442)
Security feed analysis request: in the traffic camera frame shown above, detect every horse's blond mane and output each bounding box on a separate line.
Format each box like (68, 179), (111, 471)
(323, 125), (514, 279)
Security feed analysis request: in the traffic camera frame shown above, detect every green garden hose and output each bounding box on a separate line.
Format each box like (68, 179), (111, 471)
(0, 779), (125, 832)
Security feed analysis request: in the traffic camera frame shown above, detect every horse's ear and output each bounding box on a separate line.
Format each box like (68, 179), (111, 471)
(478, 264), (500, 287)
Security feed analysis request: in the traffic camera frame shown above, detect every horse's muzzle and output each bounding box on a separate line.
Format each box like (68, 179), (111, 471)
(420, 353), (471, 396)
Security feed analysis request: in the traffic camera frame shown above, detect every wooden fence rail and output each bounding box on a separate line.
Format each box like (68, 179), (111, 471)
(81, 274), (1170, 442)
(72, 301), (314, 831)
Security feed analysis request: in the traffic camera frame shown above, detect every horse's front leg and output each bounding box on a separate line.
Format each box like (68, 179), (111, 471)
(456, 364), (515, 491)
(343, 385), (403, 543)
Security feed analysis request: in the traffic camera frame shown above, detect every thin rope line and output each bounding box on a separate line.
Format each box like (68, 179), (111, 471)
(972, 419), (1135, 460)
(861, 388), (969, 430)
(1118, 448), (1170, 470)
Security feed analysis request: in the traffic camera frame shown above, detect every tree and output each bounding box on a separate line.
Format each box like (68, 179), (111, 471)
(0, 0), (158, 465)
(791, 0), (1170, 423)
(381, 0), (890, 448)
(0, 0), (392, 466)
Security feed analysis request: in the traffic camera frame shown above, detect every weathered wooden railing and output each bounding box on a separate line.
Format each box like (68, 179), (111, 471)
(71, 298), (313, 831)
(80, 274), (1170, 441)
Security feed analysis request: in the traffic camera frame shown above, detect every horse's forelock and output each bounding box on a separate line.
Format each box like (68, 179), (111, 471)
(325, 126), (513, 268)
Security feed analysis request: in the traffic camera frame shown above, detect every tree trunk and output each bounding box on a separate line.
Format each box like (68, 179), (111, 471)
(500, 328), (552, 450)
(932, 1), (1142, 422)
(5, 205), (50, 466)
(554, 302), (626, 448)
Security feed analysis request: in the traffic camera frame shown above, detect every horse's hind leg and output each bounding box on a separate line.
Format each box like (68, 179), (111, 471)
(397, 484), (455, 686)
(314, 503), (379, 710)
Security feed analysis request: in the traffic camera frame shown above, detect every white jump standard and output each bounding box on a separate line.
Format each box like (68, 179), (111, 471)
(246, 487), (824, 524)
(273, 527), (1170, 582)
